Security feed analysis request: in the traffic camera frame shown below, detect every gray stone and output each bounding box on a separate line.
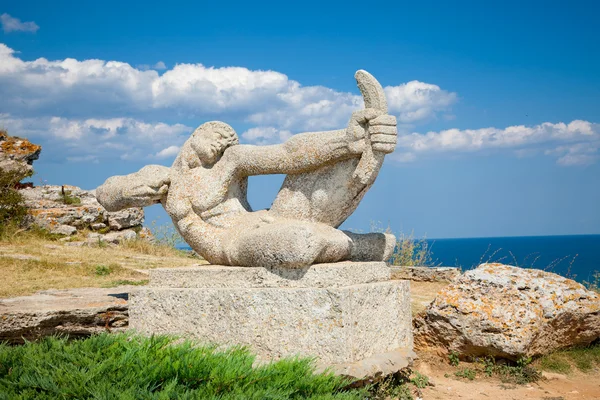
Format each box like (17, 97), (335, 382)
(51, 224), (77, 236)
(0, 286), (134, 344)
(150, 261), (391, 289)
(96, 70), (398, 268)
(414, 263), (600, 359)
(91, 222), (107, 230)
(103, 229), (137, 244)
(108, 208), (144, 230)
(390, 266), (461, 282)
(130, 262), (413, 364)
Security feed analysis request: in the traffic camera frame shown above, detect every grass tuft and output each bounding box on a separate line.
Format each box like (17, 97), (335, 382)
(536, 344), (600, 374)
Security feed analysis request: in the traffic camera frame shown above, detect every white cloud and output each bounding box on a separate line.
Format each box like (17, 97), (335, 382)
(153, 61), (167, 70)
(546, 143), (599, 166)
(0, 43), (456, 132)
(241, 127), (293, 145)
(0, 14), (39, 33)
(394, 120), (600, 166)
(385, 81), (456, 123)
(154, 145), (180, 159)
(0, 114), (191, 162)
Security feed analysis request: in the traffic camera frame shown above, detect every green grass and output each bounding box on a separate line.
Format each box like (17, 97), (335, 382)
(0, 333), (367, 399)
(537, 344), (600, 374)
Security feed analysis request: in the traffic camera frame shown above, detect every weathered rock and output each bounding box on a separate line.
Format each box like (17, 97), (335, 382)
(20, 185), (145, 237)
(91, 222), (107, 230)
(391, 266), (461, 282)
(414, 263), (600, 359)
(0, 286), (135, 344)
(103, 229), (137, 244)
(0, 131), (41, 177)
(108, 208), (144, 230)
(53, 224), (77, 236)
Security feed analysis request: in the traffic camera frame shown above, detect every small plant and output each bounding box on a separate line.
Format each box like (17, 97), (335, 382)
(487, 356), (541, 384)
(389, 232), (437, 266)
(95, 264), (112, 276)
(409, 371), (430, 388)
(60, 185), (81, 205)
(483, 356), (495, 377)
(368, 371), (415, 400)
(149, 218), (183, 248)
(454, 367), (476, 380)
(583, 271), (600, 293)
(449, 351), (460, 366)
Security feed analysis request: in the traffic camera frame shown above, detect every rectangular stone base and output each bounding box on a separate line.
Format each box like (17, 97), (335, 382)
(130, 262), (412, 364)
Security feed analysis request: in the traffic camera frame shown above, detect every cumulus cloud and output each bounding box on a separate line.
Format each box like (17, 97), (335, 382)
(0, 114), (191, 162)
(241, 127), (293, 145)
(385, 81), (456, 123)
(0, 14), (39, 33)
(394, 120), (600, 166)
(0, 43), (456, 132)
(154, 145), (181, 159)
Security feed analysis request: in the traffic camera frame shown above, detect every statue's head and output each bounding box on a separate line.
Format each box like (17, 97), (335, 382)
(190, 121), (239, 165)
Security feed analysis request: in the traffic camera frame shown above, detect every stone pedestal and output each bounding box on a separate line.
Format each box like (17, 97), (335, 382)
(130, 262), (413, 365)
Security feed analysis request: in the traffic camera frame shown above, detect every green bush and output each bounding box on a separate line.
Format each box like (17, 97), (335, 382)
(0, 169), (30, 234)
(0, 333), (365, 399)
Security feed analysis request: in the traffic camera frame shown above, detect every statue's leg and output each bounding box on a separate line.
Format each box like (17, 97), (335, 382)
(267, 159), (395, 263)
(226, 216), (352, 268)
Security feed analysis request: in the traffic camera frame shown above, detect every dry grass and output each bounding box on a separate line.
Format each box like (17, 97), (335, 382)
(0, 230), (205, 298)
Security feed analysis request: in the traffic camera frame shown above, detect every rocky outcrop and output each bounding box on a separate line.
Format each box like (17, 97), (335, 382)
(0, 131), (41, 177)
(20, 185), (148, 243)
(0, 287), (133, 344)
(414, 263), (600, 360)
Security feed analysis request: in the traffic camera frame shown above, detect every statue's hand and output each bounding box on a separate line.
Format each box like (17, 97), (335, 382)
(369, 114), (397, 154)
(346, 109), (397, 154)
(123, 165), (170, 202)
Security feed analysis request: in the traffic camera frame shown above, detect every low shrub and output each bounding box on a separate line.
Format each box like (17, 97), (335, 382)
(0, 333), (364, 399)
(0, 168), (30, 236)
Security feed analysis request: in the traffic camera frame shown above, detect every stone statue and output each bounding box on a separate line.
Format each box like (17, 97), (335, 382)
(96, 70), (398, 268)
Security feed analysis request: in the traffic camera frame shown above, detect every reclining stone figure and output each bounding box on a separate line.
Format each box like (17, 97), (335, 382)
(96, 70), (398, 268)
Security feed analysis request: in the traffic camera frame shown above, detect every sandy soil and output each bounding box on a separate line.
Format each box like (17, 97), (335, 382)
(414, 356), (600, 400)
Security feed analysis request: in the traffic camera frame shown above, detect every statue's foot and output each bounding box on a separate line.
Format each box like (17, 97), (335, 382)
(343, 231), (396, 262)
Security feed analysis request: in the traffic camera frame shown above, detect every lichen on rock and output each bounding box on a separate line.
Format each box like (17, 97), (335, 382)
(414, 263), (600, 360)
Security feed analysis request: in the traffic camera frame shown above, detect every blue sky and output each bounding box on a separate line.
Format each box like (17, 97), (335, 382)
(1, 1), (599, 238)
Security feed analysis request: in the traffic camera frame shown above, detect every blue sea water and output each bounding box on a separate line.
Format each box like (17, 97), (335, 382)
(424, 234), (600, 283)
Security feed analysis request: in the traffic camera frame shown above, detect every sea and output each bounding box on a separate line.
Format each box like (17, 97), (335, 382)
(423, 234), (600, 284)
(181, 234), (600, 284)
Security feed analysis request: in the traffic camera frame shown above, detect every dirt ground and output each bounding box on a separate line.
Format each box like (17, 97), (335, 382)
(413, 356), (600, 400)
(408, 281), (600, 400)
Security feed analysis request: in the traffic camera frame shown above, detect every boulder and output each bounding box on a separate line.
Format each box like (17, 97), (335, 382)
(0, 131), (41, 177)
(107, 208), (144, 230)
(0, 287), (133, 344)
(414, 263), (600, 360)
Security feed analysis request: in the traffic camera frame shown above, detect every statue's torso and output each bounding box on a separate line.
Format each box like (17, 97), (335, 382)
(167, 156), (251, 229)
